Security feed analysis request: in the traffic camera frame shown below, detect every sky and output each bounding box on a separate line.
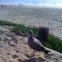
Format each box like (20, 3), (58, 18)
(0, 0), (62, 7)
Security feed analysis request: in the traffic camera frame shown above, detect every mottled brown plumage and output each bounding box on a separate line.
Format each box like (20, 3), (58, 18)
(28, 30), (50, 54)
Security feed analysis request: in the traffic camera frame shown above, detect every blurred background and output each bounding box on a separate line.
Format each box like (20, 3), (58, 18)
(0, 0), (62, 8)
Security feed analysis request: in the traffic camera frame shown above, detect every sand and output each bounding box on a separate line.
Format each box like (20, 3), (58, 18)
(0, 5), (62, 40)
(0, 25), (62, 62)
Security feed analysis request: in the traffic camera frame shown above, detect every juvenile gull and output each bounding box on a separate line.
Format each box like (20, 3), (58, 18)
(28, 30), (50, 54)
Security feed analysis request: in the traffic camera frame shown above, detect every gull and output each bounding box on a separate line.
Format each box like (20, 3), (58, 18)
(28, 30), (50, 54)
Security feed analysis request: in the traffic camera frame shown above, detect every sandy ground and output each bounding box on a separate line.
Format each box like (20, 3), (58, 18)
(0, 25), (62, 62)
(0, 5), (62, 40)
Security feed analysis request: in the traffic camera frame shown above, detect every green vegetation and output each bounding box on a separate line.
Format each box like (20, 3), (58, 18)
(0, 20), (17, 26)
(0, 20), (62, 53)
(11, 25), (38, 38)
(44, 35), (62, 52)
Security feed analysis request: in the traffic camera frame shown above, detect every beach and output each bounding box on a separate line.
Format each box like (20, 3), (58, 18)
(0, 25), (62, 62)
(0, 5), (62, 40)
(0, 5), (62, 62)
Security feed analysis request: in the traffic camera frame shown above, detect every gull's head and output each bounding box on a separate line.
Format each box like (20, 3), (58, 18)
(28, 30), (34, 37)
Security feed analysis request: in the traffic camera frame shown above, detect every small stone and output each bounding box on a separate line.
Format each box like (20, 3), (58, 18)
(7, 53), (10, 55)
(18, 59), (23, 62)
(12, 55), (19, 59)
(15, 30), (22, 35)
(11, 33), (18, 44)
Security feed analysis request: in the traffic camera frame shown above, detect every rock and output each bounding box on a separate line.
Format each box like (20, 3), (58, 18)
(11, 33), (18, 44)
(25, 57), (46, 62)
(15, 30), (27, 36)
(7, 53), (10, 55)
(18, 59), (23, 62)
(15, 30), (22, 35)
(12, 55), (19, 59)
(8, 41), (16, 47)
(4, 31), (11, 37)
